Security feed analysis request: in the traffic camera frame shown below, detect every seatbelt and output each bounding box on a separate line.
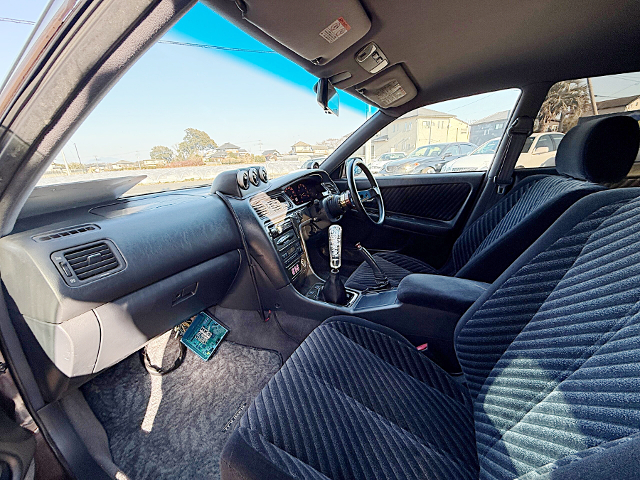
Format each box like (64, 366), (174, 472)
(216, 192), (268, 322)
(493, 116), (534, 194)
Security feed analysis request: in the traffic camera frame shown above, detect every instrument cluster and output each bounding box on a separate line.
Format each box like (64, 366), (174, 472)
(284, 178), (326, 206)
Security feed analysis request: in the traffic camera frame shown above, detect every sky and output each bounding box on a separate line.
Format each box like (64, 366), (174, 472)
(1, 1), (640, 165)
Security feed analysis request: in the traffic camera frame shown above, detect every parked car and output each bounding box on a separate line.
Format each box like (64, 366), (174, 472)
(441, 138), (500, 172)
(368, 152), (406, 173)
(379, 142), (477, 175)
(441, 133), (565, 172)
(516, 132), (565, 168)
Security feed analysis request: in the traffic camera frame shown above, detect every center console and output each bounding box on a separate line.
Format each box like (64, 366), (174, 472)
(266, 215), (306, 281)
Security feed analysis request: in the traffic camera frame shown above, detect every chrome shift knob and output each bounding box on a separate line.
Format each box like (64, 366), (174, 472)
(328, 225), (342, 271)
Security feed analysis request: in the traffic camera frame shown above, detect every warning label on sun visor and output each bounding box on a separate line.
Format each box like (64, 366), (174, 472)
(371, 80), (407, 107)
(319, 17), (351, 43)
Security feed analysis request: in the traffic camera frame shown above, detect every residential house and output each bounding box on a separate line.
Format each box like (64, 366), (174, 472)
(218, 142), (240, 154)
(142, 159), (166, 168)
(112, 160), (137, 170)
(238, 148), (251, 158)
(291, 141), (313, 155)
(371, 108), (470, 156)
(209, 150), (228, 162)
(596, 95), (640, 115)
(310, 145), (331, 156)
(469, 110), (510, 146)
(262, 149), (281, 161)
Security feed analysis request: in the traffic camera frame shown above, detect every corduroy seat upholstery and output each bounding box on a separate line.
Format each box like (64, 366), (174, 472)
(346, 115), (640, 289)
(222, 185), (640, 480)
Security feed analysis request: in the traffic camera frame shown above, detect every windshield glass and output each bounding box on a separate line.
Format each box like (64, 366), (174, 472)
(31, 2), (370, 196)
(408, 144), (446, 157)
(471, 139), (499, 155)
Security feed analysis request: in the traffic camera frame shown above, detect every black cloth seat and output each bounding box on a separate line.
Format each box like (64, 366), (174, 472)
(346, 115), (640, 289)
(222, 184), (640, 480)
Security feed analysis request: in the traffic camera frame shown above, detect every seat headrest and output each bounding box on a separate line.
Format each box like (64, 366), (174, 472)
(555, 115), (640, 183)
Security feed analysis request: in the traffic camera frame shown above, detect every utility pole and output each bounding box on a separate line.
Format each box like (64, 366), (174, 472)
(74, 143), (82, 165)
(587, 78), (598, 115)
(61, 150), (71, 175)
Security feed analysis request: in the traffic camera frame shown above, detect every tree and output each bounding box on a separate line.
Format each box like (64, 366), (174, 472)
(534, 80), (593, 133)
(177, 128), (216, 159)
(150, 145), (174, 162)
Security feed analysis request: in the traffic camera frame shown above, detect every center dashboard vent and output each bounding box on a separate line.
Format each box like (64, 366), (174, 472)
(250, 192), (290, 222)
(52, 240), (125, 286)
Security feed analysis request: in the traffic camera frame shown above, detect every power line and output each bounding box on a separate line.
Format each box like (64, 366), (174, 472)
(0, 17), (275, 54)
(158, 39), (274, 54)
(0, 17), (35, 25)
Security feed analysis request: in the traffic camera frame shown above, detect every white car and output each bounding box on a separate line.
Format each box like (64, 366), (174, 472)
(441, 138), (499, 172)
(441, 133), (565, 172)
(516, 132), (565, 168)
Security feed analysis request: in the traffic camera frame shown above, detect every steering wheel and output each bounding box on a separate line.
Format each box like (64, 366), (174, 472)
(346, 158), (385, 225)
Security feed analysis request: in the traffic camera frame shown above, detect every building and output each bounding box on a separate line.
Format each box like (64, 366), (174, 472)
(290, 141), (333, 158)
(217, 142), (240, 154)
(596, 95), (640, 114)
(262, 149), (281, 160)
(111, 160), (137, 170)
(469, 110), (510, 146)
(141, 159), (166, 168)
(291, 141), (313, 155)
(371, 108), (470, 157)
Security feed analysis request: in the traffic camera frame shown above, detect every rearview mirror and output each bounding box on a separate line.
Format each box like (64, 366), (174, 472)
(314, 78), (339, 116)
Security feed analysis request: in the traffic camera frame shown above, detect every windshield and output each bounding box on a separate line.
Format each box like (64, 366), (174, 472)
(471, 139), (499, 155)
(27, 2), (370, 196)
(408, 144), (448, 157)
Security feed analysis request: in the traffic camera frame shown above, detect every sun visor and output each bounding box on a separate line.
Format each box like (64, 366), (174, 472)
(240, 0), (371, 65)
(354, 65), (417, 108)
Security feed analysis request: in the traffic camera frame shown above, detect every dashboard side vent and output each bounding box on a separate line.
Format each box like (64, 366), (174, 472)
(33, 224), (100, 242)
(52, 240), (125, 285)
(250, 192), (289, 222)
(65, 242), (119, 280)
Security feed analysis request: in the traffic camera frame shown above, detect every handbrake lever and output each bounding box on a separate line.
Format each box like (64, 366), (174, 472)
(356, 243), (390, 289)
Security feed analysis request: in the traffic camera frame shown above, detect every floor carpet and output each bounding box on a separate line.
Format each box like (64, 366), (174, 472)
(82, 332), (281, 480)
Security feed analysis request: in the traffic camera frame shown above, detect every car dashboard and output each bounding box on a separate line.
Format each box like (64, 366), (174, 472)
(0, 169), (341, 401)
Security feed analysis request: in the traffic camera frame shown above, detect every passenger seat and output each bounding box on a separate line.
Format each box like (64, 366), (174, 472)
(221, 183), (640, 479)
(346, 115), (640, 287)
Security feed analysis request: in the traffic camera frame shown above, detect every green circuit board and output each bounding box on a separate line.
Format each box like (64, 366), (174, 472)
(180, 312), (228, 361)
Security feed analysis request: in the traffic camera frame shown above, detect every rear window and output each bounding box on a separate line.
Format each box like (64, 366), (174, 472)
(516, 73), (640, 169)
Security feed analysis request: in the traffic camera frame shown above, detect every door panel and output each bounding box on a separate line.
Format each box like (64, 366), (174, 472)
(334, 172), (484, 270)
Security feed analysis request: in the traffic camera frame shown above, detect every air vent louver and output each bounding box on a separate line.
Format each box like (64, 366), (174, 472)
(323, 182), (339, 195)
(33, 224), (100, 242)
(250, 192), (289, 222)
(64, 242), (119, 280)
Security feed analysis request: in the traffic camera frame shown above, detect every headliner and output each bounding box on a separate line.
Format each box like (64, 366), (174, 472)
(204, 0), (640, 116)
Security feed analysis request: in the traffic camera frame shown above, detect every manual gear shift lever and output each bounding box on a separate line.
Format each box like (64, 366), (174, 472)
(322, 225), (348, 305)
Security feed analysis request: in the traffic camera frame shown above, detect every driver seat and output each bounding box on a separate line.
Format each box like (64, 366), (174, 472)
(345, 116), (640, 289)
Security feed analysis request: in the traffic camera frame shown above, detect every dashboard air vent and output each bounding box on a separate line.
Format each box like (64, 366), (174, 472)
(64, 242), (120, 280)
(33, 224), (100, 242)
(323, 182), (339, 195)
(250, 192), (289, 222)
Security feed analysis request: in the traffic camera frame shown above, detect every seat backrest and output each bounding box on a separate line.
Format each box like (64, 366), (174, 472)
(455, 187), (640, 479)
(450, 115), (639, 283)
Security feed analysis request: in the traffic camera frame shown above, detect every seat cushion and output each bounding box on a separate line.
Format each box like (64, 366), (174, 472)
(344, 252), (437, 290)
(221, 316), (478, 480)
(456, 188), (640, 479)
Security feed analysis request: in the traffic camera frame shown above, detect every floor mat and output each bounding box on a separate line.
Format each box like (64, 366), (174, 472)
(82, 332), (281, 480)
